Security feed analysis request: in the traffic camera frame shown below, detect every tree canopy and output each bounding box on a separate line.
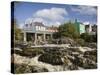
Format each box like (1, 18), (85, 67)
(58, 22), (79, 39)
(13, 19), (23, 41)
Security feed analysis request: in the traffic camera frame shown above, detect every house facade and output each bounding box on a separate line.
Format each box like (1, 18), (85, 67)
(22, 19), (97, 45)
(22, 22), (58, 45)
(85, 24), (97, 35)
(85, 24), (92, 33)
(75, 19), (85, 34)
(74, 19), (97, 35)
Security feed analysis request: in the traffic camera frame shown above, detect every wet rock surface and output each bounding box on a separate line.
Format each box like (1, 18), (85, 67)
(14, 64), (48, 74)
(38, 53), (64, 65)
(12, 42), (97, 73)
(14, 48), (44, 58)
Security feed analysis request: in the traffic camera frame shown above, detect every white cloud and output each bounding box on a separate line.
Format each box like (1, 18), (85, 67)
(45, 21), (61, 26)
(24, 7), (68, 27)
(83, 21), (90, 25)
(32, 17), (44, 22)
(32, 17), (61, 26)
(71, 6), (97, 15)
(32, 17), (50, 25)
(25, 17), (62, 26)
(34, 7), (68, 21)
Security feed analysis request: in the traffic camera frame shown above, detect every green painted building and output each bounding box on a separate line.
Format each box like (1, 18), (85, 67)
(75, 19), (85, 34)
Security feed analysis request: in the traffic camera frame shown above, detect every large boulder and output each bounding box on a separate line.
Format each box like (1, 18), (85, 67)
(67, 64), (79, 70)
(14, 64), (32, 74)
(14, 64), (48, 74)
(84, 50), (97, 62)
(38, 53), (64, 65)
(14, 48), (44, 58)
(85, 43), (97, 48)
(82, 58), (97, 69)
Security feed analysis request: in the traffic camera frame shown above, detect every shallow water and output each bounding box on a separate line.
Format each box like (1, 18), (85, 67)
(13, 45), (96, 72)
(14, 54), (69, 72)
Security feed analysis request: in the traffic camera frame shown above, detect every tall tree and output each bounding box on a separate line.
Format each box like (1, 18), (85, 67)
(14, 19), (22, 41)
(58, 22), (79, 39)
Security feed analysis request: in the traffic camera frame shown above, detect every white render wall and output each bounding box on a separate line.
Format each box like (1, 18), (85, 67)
(35, 25), (46, 31)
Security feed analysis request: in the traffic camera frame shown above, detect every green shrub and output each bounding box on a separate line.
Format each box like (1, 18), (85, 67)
(80, 33), (97, 43)
(76, 39), (85, 46)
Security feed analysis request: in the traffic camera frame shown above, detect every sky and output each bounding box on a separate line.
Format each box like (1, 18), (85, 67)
(13, 1), (97, 28)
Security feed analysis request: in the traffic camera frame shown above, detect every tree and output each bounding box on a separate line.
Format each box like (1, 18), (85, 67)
(14, 19), (23, 41)
(58, 22), (79, 39)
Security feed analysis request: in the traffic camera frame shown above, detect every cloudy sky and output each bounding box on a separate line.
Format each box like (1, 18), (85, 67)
(13, 2), (97, 28)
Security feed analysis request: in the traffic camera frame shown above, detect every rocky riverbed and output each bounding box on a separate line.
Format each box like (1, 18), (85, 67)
(11, 44), (97, 74)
